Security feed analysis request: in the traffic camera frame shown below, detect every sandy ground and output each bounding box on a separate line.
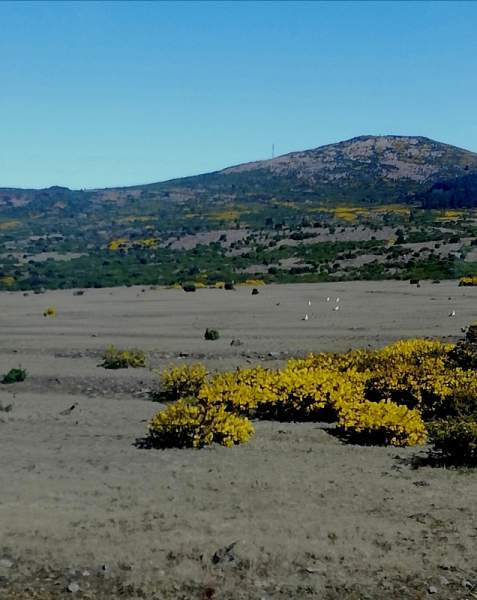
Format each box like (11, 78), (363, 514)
(1, 281), (477, 599)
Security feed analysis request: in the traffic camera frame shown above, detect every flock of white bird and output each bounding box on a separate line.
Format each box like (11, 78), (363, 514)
(303, 296), (341, 320)
(302, 295), (457, 321)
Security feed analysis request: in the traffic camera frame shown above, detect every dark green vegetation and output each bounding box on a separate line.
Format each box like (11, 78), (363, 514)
(417, 173), (477, 209)
(204, 328), (220, 341)
(2, 367), (27, 384)
(1, 136), (477, 291)
(429, 326), (477, 465)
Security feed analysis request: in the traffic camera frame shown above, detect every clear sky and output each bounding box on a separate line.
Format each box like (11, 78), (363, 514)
(1, 1), (476, 189)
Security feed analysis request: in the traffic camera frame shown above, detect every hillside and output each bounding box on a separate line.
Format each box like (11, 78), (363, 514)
(2, 135), (477, 212)
(416, 172), (477, 209)
(2, 135), (477, 292)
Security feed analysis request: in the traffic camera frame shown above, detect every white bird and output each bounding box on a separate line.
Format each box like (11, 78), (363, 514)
(336, 297), (340, 303)
(303, 313), (309, 321)
(326, 297), (330, 302)
(307, 300), (311, 306)
(333, 305), (340, 311)
(449, 310), (456, 317)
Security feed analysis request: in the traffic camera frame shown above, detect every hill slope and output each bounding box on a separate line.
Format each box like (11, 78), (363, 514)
(2, 135), (477, 211)
(108, 135), (477, 206)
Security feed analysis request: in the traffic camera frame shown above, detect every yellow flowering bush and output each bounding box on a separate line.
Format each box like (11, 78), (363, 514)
(242, 279), (266, 286)
(337, 399), (427, 446)
(459, 276), (477, 286)
(148, 399), (254, 448)
(146, 336), (476, 455)
(0, 275), (15, 286)
(155, 363), (209, 401)
(107, 238), (128, 251)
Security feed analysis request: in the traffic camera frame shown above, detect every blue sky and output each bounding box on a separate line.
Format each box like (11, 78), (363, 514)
(1, 1), (476, 189)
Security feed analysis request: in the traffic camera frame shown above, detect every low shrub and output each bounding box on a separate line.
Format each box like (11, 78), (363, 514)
(154, 363), (208, 401)
(182, 282), (196, 292)
(148, 399), (255, 448)
(337, 399), (427, 446)
(447, 340), (477, 370)
(251, 288), (259, 295)
(428, 417), (477, 465)
(224, 282), (235, 290)
(459, 276), (477, 286)
(243, 279), (265, 286)
(100, 344), (147, 369)
(2, 367), (27, 384)
(145, 333), (477, 457)
(204, 328), (220, 341)
(43, 307), (57, 317)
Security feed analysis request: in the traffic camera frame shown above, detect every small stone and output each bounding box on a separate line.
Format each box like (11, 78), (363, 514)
(67, 582), (80, 593)
(212, 542), (237, 565)
(413, 480), (430, 487)
(303, 566), (320, 574)
(0, 559), (13, 569)
(439, 576), (449, 586)
(428, 586), (437, 594)
(462, 580), (473, 589)
(82, 570), (90, 577)
(268, 352), (280, 358)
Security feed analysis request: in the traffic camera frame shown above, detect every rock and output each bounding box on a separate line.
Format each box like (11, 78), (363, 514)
(59, 404), (78, 416)
(303, 566), (320, 574)
(82, 570), (91, 577)
(439, 576), (449, 586)
(212, 542), (238, 565)
(268, 352), (280, 358)
(67, 582), (80, 593)
(230, 338), (243, 347)
(0, 559), (13, 569)
(428, 585), (437, 594)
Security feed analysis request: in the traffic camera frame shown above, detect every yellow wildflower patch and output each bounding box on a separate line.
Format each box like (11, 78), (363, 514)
(0, 220), (21, 230)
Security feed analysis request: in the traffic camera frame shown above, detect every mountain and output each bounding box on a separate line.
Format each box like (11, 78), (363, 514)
(2, 135), (477, 212)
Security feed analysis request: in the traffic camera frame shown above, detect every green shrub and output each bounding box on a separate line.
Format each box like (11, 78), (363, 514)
(182, 282), (196, 292)
(2, 367), (27, 384)
(448, 341), (477, 370)
(204, 328), (220, 341)
(429, 417), (477, 465)
(224, 281), (235, 290)
(100, 345), (147, 369)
